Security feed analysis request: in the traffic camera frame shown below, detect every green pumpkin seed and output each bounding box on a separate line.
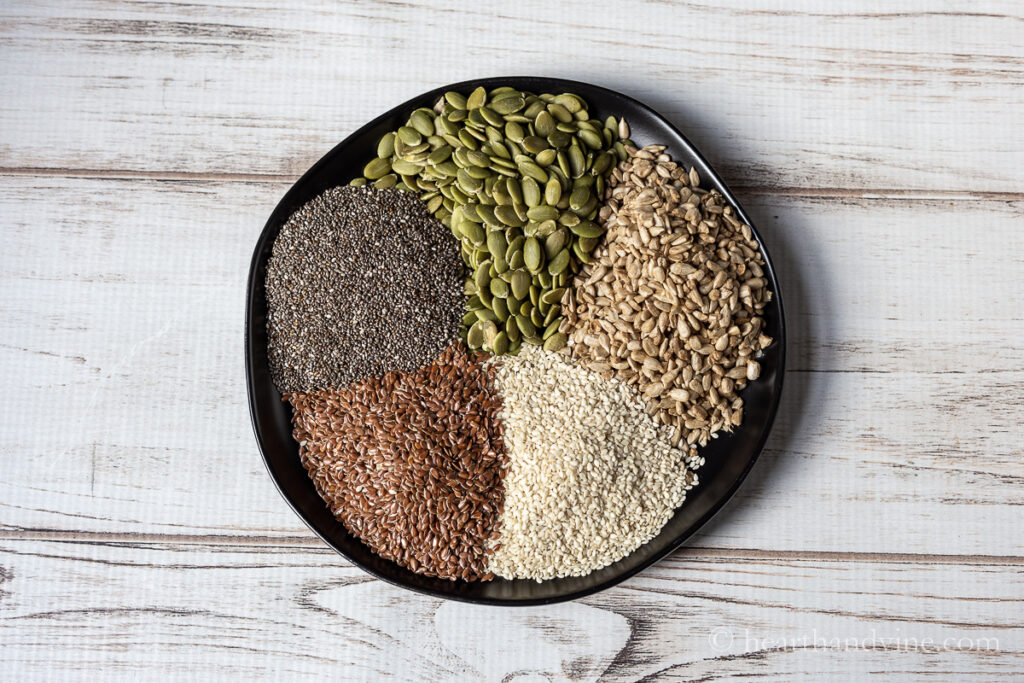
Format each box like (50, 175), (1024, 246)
(475, 307), (497, 323)
(462, 221), (486, 245)
(535, 148), (557, 167)
(475, 204), (498, 226)
(508, 249), (525, 269)
(466, 150), (490, 167)
(554, 94), (582, 113)
(523, 237), (543, 272)
(521, 177), (541, 207)
(504, 120), (526, 142)
(505, 316), (520, 341)
(537, 270), (552, 288)
(544, 177), (562, 205)
(478, 106), (504, 127)
(531, 307), (545, 327)
(428, 145), (453, 165)
(569, 187), (590, 211)
(547, 102), (572, 123)
(409, 110), (435, 137)
(535, 110), (556, 137)
(486, 230), (508, 257)
(578, 129), (603, 149)
(515, 315), (537, 338)
(492, 331), (510, 354)
(527, 205), (559, 222)
(547, 131), (571, 149)
(392, 158), (424, 176)
(474, 261), (491, 289)
(467, 321), (486, 348)
(494, 204), (523, 227)
(490, 278), (509, 298)
(536, 219), (557, 236)
(547, 248), (570, 274)
(492, 95), (526, 114)
(571, 240), (592, 264)
(445, 91), (468, 110)
(457, 129), (478, 150)
(568, 146), (586, 177)
(364, 157), (392, 179)
(377, 132), (396, 158)
(570, 219), (603, 238)
(373, 174), (397, 188)
(466, 86), (487, 109)
(397, 126), (422, 146)
(510, 269), (531, 300)
(543, 332), (567, 351)
(518, 160), (548, 183)
(540, 287), (565, 305)
(545, 229), (568, 258)
(522, 136), (549, 154)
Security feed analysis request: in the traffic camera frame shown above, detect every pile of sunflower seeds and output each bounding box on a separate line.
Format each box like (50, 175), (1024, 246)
(352, 86), (632, 355)
(265, 186), (463, 393)
(561, 144), (773, 448)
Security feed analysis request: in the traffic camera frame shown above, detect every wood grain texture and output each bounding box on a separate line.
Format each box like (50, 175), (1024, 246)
(0, 0), (1022, 193)
(0, 540), (1020, 680)
(2, 0), (1024, 678)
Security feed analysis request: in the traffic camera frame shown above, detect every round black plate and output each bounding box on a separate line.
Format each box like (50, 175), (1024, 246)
(245, 77), (785, 605)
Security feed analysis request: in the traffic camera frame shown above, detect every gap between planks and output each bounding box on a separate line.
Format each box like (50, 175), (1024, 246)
(1, 529), (1021, 566)
(2, 166), (1023, 201)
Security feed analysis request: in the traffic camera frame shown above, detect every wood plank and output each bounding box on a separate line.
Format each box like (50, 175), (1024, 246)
(0, 540), (1020, 680)
(0, 1), (1022, 193)
(1, 175), (1022, 553)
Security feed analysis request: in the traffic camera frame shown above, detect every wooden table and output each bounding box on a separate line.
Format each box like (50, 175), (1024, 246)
(2, 1), (1022, 679)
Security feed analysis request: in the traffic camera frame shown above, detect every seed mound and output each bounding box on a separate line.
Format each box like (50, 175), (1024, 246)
(266, 185), (463, 393)
(286, 342), (507, 581)
(352, 85), (633, 356)
(561, 144), (773, 449)
(486, 346), (698, 581)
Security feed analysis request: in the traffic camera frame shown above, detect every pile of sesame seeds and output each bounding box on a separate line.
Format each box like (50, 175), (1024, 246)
(487, 346), (698, 581)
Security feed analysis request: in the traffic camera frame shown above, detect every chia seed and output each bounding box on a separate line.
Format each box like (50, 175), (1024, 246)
(265, 185), (464, 393)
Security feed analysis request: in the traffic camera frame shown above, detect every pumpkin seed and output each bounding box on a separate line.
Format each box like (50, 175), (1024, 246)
(377, 132), (396, 158)
(547, 248), (570, 274)
(510, 269), (531, 300)
(544, 177), (562, 205)
(515, 314), (537, 338)
(522, 136), (549, 154)
(373, 174), (397, 189)
(492, 95), (525, 114)
(410, 110), (435, 137)
(397, 126), (422, 146)
(523, 237), (543, 272)
(489, 278), (509, 298)
(521, 177), (541, 207)
(535, 148), (557, 167)
(492, 330), (510, 354)
(527, 205), (559, 222)
(547, 102), (572, 123)
(445, 91), (468, 110)
(364, 157), (392, 179)
(543, 331), (567, 351)
(570, 219), (603, 238)
(535, 110), (556, 137)
(466, 86), (487, 109)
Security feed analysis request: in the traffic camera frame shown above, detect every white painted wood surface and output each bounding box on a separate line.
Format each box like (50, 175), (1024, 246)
(1, 1), (1022, 680)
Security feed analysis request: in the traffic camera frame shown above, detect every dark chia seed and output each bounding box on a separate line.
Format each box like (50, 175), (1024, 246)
(265, 185), (464, 393)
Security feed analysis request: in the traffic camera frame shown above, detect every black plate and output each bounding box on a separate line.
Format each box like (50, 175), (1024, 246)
(246, 77), (785, 605)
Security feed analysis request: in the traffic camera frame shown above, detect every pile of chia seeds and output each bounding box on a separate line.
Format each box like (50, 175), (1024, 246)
(265, 185), (464, 393)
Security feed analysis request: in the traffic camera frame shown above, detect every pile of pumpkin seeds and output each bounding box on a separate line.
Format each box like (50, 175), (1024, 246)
(352, 86), (632, 356)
